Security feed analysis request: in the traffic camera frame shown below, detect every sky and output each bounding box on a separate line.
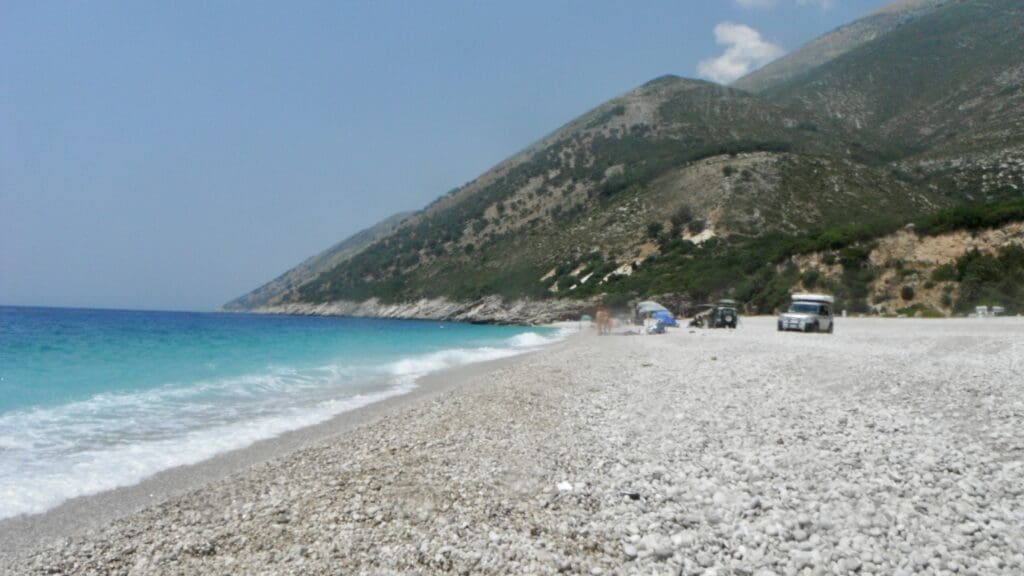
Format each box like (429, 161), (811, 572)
(2, 0), (891, 311)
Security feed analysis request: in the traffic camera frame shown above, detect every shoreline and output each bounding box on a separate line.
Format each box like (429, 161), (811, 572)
(4, 317), (1023, 575)
(0, 329), (579, 557)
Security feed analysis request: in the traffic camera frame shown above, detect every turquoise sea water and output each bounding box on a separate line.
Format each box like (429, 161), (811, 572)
(0, 306), (565, 519)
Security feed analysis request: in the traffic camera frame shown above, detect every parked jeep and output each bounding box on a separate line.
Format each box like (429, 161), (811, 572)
(711, 299), (739, 328)
(778, 294), (834, 333)
(689, 300), (739, 329)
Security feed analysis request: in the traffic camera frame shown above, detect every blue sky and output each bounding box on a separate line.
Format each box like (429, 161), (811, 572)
(2, 0), (890, 310)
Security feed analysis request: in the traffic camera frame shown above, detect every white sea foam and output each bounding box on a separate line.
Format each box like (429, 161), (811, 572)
(0, 384), (413, 519)
(388, 347), (520, 381)
(0, 326), (570, 520)
(387, 326), (574, 381)
(507, 323), (575, 348)
(508, 332), (554, 348)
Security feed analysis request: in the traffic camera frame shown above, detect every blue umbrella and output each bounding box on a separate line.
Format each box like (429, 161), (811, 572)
(653, 310), (678, 327)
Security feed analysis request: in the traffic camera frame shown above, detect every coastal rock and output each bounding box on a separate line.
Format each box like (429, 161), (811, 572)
(250, 296), (598, 325)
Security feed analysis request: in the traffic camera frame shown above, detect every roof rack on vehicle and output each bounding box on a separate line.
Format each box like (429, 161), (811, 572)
(791, 293), (834, 304)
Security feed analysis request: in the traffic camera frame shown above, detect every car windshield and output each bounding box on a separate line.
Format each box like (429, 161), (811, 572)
(788, 302), (820, 314)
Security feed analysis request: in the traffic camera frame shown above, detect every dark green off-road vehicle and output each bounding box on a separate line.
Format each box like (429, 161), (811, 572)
(689, 300), (739, 329)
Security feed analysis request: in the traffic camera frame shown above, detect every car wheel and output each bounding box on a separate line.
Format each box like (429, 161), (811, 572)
(777, 323), (783, 332)
(827, 322), (834, 334)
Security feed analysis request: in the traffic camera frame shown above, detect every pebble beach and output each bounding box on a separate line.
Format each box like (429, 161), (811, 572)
(2, 316), (1023, 575)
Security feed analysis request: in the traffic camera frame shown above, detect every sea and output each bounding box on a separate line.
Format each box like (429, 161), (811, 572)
(0, 306), (568, 520)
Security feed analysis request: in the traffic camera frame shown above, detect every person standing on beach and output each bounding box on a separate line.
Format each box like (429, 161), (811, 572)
(595, 305), (611, 335)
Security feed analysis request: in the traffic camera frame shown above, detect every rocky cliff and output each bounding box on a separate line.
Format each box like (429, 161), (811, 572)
(251, 296), (598, 325)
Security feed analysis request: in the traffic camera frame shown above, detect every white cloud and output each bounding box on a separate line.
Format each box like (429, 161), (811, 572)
(697, 22), (786, 84)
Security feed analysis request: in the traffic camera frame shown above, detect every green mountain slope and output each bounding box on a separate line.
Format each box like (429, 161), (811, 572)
(223, 211), (412, 310)
(228, 0), (1022, 315)
(596, 196), (1024, 315)
(733, 0), (948, 94)
(760, 0), (1024, 196)
(286, 77), (936, 305)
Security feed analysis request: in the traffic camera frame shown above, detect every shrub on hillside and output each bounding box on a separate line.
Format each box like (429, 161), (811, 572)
(670, 206), (693, 228)
(801, 269), (820, 289)
(897, 304), (943, 318)
(931, 264), (957, 282)
(916, 197), (1024, 236)
(954, 246), (1024, 313)
(646, 221), (664, 240)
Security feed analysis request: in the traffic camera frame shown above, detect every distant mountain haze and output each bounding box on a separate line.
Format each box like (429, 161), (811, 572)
(223, 212), (413, 311)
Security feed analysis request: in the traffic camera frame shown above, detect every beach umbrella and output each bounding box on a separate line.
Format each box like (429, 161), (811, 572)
(653, 310), (678, 327)
(636, 301), (669, 314)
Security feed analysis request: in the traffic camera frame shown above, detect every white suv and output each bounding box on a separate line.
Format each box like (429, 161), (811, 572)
(778, 294), (834, 333)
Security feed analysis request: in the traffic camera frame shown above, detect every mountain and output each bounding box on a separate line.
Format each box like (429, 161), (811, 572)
(228, 0), (1024, 319)
(755, 0), (1024, 197)
(223, 211), (412, 311)
(732, 0), (949, 94)
(281, 76), (937, 306)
